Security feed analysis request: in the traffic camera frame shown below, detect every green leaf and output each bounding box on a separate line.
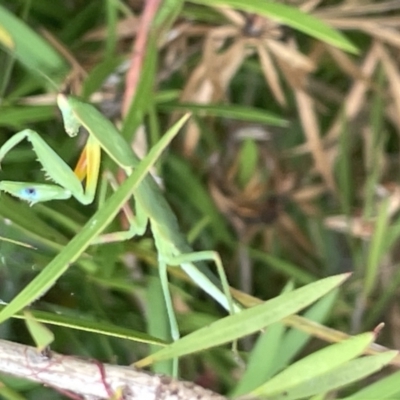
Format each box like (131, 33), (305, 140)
(135, 273), (350, 366)
(0, 4), (66, 78)
(274, 289), (338, 373)
(268, 351), (398, 400)
(233, 289), (339, 396)
(232, 291), (289, 396)
(365, 198), (391, 296)
(0, 106), (55, 129)
(251, 332), (378, 398)
(247, 247), (315, 284)
(7, 307), (166, 346)
(342, 367), (400, 400)
(238, 139), (259, 187)
(159, 102), (289, 127)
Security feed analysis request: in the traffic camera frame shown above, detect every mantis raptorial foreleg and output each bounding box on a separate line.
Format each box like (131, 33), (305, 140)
(0, 129), (101, 205)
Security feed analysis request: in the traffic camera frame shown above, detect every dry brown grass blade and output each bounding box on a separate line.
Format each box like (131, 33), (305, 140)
(180, 122), (201, 157)
(377, 43), (400, 130)
(276, 57), (307, 93)
(41, 29), (86, 95)
(325, 183), (400, 239)
(324, 215), (374, 240)
(256, 41), (287, 106)
(321, 16), (400, 28)
(180, 26), (242, 104)
(180, 36), (246, 155)
(362, 125), (384, 187)
(361, 24), (400, 50)
(295, 88), (336, 193)
(278, 212), (315, 255)
(298, 0), (323, 13)
(382, 184), (400, 218)
(318, 15), (400, 49)
(212, 5), (246, 27)
(324, 43), (380, 144)
(315, 1), (400, 17)
(265, 38), (316, 74)
(291, 184), (326, 204)
(326, 46), (366, 81)
(204, 35), (244, 97)
(83, 16), (139, 41)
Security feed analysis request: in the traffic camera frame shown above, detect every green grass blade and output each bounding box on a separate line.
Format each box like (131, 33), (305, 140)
(0, 383), (26, 400)
(135, 273), (350, 366)
(189, 0), (358, 54)
(0, 195), (67, 244)
(268, 351), (397, 400)
(167, 155), (232, 243)
(159, 103), (289, 126)
(232, 316), (286, 396)
(251, 332), (376, 397)
(0, 4), (66, 78)
(274, 290), (338, 373)
(247, 247), (315, 284)
(2, 306), (166, 346)
(154, 0), (185, 31)
(341, 367), (400, 400)
(364, 198), (390, 296)
(232, 282), (295, 396)
(0, 114), (190, 325)
(147, 276), (174, 375)
(0, 105), (55, 129)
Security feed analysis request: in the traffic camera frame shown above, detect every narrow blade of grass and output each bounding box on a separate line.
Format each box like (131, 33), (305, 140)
(159, 102), (289, 127)
(342, 367), (400, 400)
(267, 351), (397, 400)
(0, 4), (66, 77)
(135, 273), (350, 366)
(251, 332), (377, 397)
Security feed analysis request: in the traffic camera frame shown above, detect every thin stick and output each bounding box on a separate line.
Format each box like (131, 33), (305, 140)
(0, 339), (227, 400)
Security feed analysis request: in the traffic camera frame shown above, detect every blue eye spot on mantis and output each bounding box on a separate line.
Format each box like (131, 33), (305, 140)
(0, 95), (239, 375)
(1, 182), (72, 205)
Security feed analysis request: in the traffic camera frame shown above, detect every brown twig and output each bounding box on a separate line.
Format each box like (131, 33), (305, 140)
(0, 339), (227, 400)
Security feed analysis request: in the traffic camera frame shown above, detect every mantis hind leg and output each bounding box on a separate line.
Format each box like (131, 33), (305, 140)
(158, 258), (179, 376)
(157, 254), (236, 376)
(169, 251), (238, 315)
(159, 251), (239, 376)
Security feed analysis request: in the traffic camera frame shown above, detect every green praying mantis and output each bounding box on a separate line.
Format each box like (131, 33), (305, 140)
(0, 94), (239, 357)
